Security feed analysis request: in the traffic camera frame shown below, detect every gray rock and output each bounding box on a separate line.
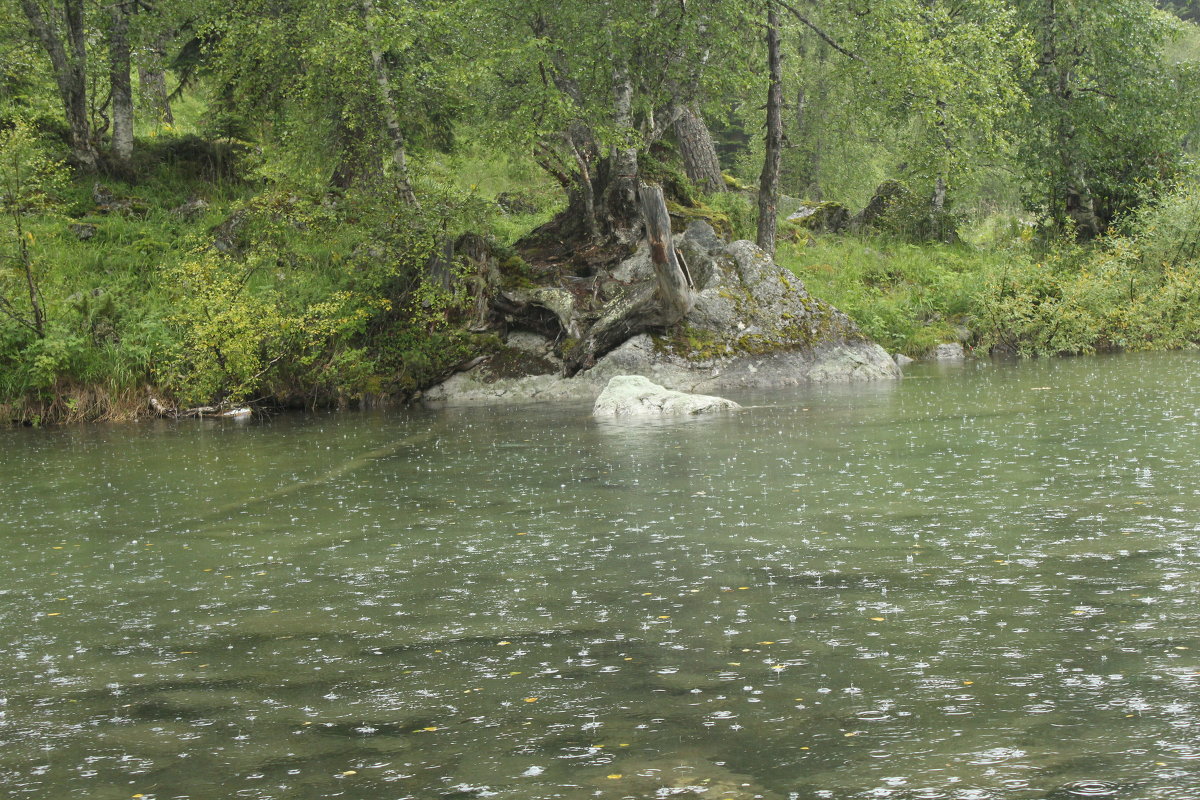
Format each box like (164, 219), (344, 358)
(894, 353), (915, 368)
(786, 201), (851, 233)
(425, 222), (899, 407)
(609, 242), (655, 283)
(172, 197), (209, 221)
(69, 223), (97, 241)
(931, 342), (965, 361)
(505, 331), (555, 355)
(592, 375), (740, 417)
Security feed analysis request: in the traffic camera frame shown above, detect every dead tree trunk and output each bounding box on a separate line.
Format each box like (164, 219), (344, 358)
(641, 183), (695, 320)
(557, 184), (694, 374)
(674, 103), (724, 194)
(756, 3), (784, 256)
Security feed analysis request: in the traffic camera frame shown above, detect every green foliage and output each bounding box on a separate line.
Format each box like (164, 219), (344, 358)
(704, 190), (757, 242)
(6, 0), (1200, 425)
(1013, 0), (1196, 232)
(0, 118), (68, 212)
(778, 235), (993, 355)
(976, 180), (1200, 354)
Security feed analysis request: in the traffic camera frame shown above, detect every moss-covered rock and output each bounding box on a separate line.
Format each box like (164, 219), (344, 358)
(665, 200), (734, 239)
(787, 200), (851, 234)
(424, 221), (899, 405)
(851, 179), (961, 243)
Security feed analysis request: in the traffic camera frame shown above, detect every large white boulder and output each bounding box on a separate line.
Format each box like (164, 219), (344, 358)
(592, 375), (741, 417)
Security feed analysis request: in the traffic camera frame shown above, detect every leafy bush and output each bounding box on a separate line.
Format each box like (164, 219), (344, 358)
(975, 188), (1200, 355)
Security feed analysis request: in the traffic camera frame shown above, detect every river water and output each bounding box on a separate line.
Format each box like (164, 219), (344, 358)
(2, 352), (1200, 800)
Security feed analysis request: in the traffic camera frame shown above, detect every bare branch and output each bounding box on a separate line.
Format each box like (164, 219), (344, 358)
(772, 0), (863, 62)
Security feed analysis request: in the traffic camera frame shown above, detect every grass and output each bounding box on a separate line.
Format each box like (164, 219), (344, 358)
(776, 234), (1016, 356)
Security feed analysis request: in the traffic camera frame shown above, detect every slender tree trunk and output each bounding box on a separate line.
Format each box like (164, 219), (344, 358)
(674, 103), (725, 194)
(797, 41), (829, 199)
(757, 3), (784, 256)
(566, 126), (601, 241)
(20, 0), (97, 170)
(360, 0), (417, 204)
(603, 63), (641, 238)
(137, 65), (173, 126)
(109, 1), (134, 167)
(1064, 162), (1101, 239)
(138, 35), (173, 127)
(932, 175), (947, 213)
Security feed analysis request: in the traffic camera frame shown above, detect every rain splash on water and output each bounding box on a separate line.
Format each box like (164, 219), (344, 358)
(1, 351), (1199, 799)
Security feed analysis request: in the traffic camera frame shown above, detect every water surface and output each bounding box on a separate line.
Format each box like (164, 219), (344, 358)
(2, 352), (1200, 799)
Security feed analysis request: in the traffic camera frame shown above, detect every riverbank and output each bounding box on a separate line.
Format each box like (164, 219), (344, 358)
(5, 132), (1200, 426)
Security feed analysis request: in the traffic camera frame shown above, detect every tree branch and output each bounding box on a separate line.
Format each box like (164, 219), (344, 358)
(772, 0), (863, 62)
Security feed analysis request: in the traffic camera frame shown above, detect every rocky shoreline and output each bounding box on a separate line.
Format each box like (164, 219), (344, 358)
(424, 222), (900, 407)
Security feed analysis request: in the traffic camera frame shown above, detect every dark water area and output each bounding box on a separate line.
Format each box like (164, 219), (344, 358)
(2, 351), (1200, 799)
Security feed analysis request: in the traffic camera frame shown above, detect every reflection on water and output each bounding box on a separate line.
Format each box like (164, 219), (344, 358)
(2, 351), (1200, 799)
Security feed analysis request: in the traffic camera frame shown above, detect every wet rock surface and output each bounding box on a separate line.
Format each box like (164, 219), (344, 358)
(592, 375), (741, 417)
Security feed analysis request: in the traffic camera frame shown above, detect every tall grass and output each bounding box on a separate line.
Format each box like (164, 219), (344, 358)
(777, 235), (1003, 355)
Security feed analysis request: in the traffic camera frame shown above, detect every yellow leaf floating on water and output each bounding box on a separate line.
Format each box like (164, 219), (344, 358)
(963, 680), (974, 686)
(870, 617), (885, 622)
(421, 727), (438, 732)
(844, 732), (860, 737)
(341, 770), (357, 776)
(758, 641), (775, 645)
(498, 641), (511, 646)
(606, 774), (622, 779)
(46, 612), (61, 616)
(524, 697), (538, 703)
(657, 615), (671, 619)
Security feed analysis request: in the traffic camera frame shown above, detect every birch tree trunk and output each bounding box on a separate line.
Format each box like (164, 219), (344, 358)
(756, 4), (784, 256)
(19, 0), (97, 170)
(138, 35), (173, 127)
(602, 63), (641, 240)
(360, 0), (417, 204)
(109, 1), (134, 167)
